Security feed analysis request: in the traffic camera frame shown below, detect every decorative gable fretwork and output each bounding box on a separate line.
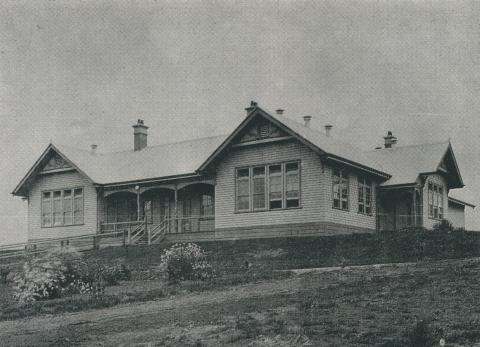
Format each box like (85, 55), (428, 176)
(238, 118), (287, 143)
(41, 153), (72, 173)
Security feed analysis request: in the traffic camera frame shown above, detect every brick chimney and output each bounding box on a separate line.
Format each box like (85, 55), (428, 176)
(303, 115), (312, 128)
(132, 119), (148, 151)
(245, 101), (258, 117)
(383, 131), (397, 148)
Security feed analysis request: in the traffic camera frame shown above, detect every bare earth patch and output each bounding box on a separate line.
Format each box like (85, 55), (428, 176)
(2, 258), (480, 346)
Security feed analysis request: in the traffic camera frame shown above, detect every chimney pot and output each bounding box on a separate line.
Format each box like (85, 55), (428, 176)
(324, 124), (333, 137)
(303, 115), (312, 128)
(90, 144), (98, 154)
(276, 109), (284, 115)
(132, 119), (149, 151)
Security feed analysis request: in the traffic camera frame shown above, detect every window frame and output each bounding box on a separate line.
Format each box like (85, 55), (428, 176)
(357, 176), (373, 215)
(428, 182), (444, 220)
(332, 168), (349, 211)
(41, 186), (84, 228)
(235, 160), (301, 213)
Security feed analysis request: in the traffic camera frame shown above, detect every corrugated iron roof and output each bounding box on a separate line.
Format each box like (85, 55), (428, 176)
(268, 110), (387, 174)
(363, 141), (451, 186)
(55, 135), (227, 185)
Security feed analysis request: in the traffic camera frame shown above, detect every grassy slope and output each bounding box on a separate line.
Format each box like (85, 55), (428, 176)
(2, 232), (480, 345)
(1, 258), (480, 346)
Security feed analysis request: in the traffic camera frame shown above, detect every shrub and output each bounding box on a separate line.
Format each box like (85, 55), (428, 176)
(159, 243), (213, 282)
(0, 266), (11, 284)
(11, 247), (80, 304)
(433, 219), (454, 233)
(11, 246), (130, 304)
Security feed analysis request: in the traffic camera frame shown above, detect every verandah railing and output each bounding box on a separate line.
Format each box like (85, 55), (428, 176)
(377, 213), (423, 231)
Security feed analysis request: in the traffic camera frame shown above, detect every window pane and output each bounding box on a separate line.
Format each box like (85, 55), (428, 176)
(285, 162), (298, 173)
(74, 189), (84, 224)
(270, 200), (282, 209)
(201, 195), (214, 216)
(237, 168), (249, 178)
(286, 199), (299, 208)
(238, 180), (249, 196)
(269, 165), (283, 209)
(237, 196), (249, 210)
(253, 167), (265, 176)
(64, 190), (73, 225)
(42, 192), (52, 227)
(286, 172), (299, 193)
(253, 170), (266, 210)
(286, 162), (300, 208)
(53, 191), (63, 226)
(269, 164), (282, 174)
(236, 169), (250, 211)
(358, 204), (364, 214)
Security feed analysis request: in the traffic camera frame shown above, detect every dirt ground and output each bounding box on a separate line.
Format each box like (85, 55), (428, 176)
(2, 258), (480, 346)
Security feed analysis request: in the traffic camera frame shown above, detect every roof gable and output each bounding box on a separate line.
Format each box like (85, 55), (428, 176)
(12, 144), (93, 197)
(199, 105), (390, 178)
(235, 115), (288, 144)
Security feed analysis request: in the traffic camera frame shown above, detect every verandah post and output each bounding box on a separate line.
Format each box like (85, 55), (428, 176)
(174, 186), (179, 233)
(146, 215), (151, 245)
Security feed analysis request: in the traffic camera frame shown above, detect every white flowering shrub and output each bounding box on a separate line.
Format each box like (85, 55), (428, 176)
(12, 246), (129, 304)
(12, 246), (82, 304)
(159, 243), (213, 282)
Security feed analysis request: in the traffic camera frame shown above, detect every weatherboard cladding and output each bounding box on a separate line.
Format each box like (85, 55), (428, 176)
(214, 139), (378, 232)
(28, 170), (97, 241)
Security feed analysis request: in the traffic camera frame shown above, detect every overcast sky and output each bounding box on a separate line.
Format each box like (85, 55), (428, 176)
(1, 0), (479, 244)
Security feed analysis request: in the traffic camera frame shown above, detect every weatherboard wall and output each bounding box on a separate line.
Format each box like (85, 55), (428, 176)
(28, 170), (97, 240)
(448, 201), (465, 229)
(214, 139), (378, 237)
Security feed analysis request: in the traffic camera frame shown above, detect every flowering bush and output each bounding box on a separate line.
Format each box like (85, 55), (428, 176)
(11, 246), (130, 304)
(159, 243), (213, 282)
(12, 247), (82, 304)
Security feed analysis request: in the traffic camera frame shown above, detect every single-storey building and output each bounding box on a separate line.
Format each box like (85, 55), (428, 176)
(12, 102), (475, 243)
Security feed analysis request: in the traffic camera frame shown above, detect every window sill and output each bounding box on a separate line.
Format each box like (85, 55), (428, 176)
(235, 206), (302, 214)
(357, 212), (373, 217)
(332, 206), (349, 212)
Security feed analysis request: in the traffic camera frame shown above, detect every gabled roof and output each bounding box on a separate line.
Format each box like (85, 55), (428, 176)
(13, 103), (466, 197)
(12, 136), (227, 196)
(199, 106), (391, 178)
(363, 141), (464, 188)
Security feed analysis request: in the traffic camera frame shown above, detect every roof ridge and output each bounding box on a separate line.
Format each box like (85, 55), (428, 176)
(364, 139), (450, 153)
(107, 134), (228, 155)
